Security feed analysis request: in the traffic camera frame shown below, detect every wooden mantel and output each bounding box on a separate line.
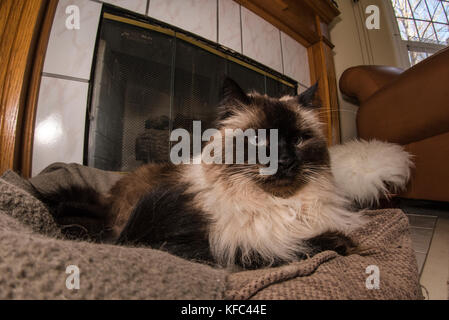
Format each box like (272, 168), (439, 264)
(234, 0), (339, 46)
(235, 0), (341, 145)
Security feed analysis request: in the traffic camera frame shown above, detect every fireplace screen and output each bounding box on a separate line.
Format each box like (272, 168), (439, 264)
(86, 10), (297, 172)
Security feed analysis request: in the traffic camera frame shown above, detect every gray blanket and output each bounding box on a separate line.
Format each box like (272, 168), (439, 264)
(0, 163), (423, 299)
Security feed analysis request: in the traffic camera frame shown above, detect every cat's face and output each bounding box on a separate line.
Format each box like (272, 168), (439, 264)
(203, 78), (330, 198)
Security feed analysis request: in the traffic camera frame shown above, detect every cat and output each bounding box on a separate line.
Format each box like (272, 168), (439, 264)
(43, 78), (367, 270)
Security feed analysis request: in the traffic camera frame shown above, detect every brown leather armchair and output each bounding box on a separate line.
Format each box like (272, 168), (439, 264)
(339, 46), (449, 202)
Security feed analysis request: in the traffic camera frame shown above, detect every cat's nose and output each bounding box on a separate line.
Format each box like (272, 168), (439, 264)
(278, 156), (295, 169)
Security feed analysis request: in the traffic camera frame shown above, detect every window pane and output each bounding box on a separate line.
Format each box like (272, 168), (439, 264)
(423, 23), (438, 41)
(408, 50), (429, 65)
(397, 18), (420, 40)
(415, 20), (435, 41)
(413, 0), (431, 20)
(392, 0), (414, 18)
(443, 2), (449, 20)
(391, 0), (448, 66)
(425, 0), (439, 14)
(435, 22), (449, 44)
(426, 0), (448, 23)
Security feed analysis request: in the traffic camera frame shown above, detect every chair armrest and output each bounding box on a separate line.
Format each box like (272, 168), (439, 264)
(357, 46), (449, 144)
(339, 66), (404, 103)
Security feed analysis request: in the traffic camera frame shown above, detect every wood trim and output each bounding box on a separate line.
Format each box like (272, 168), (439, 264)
(0, 0), (50, 175)
(308, 15), (341, 145)
(235, 0), (340, 47)
(235, 0), (318, 47)
(323, 42), (341, 144)
(302, 0), (340, 24)
(308, 42), (332, 144)
(20, 0), (59, 178)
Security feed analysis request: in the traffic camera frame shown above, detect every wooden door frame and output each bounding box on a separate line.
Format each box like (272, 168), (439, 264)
(0, 0), (58, 177)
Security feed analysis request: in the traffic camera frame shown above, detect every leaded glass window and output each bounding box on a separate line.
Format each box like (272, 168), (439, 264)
(390, 0), (449, 65)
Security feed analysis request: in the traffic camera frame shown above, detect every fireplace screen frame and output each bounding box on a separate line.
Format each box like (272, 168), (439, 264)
(84, 6), (298, 172)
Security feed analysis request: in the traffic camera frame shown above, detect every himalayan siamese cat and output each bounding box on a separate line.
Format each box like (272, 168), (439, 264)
(44, 78), (367, 270)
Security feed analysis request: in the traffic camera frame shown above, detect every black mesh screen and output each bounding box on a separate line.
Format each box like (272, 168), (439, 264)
(88, 19), (174, 171)
(87, 14), (297, 172)
(266, 76), (296, 98)
(228, 60), (265, 94)
(171, 39), (227, 157)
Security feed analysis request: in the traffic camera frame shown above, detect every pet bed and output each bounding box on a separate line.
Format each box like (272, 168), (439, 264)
(0, 163), (423, 299)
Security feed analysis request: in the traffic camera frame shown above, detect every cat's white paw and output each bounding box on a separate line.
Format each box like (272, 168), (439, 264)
(329, 139), (413, 207)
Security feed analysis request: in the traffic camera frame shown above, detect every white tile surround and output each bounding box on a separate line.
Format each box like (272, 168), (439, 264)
(32, 76), (89, 175)
(218, 0), (242, 53)
(43, 0), (102, 80)
(281, 31), (311, 87)
(241, 7), (283, 73)
(149, 0), (218, 42)
(32, 0), (311, 175)
(101, 0), (147, 15)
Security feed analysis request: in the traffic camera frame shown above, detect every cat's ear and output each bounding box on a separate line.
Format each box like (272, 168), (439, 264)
(297, 82), (319, 108)
(221, 77), (250, 105)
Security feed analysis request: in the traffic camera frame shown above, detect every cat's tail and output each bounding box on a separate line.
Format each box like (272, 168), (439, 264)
(37, 185), (112, 241)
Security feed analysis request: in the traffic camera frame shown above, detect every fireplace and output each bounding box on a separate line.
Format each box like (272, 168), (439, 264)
(86, 9), (297, 172)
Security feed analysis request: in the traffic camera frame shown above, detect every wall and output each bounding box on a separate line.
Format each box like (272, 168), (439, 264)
(32, 0), (312, 175)
(329, 0), (406, 143)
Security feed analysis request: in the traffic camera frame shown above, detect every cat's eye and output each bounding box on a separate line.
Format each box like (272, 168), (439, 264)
(249, 135), (267, 147)
(295, 137), (304, 145)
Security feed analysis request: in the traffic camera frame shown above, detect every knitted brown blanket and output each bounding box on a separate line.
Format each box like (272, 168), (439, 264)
(0, 163), (423, 299)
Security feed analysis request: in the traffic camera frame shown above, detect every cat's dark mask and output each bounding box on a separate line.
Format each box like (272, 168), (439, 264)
(212, 78), (329, 197)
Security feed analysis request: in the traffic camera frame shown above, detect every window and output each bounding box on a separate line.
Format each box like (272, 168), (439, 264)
(390, 0), (449, 65)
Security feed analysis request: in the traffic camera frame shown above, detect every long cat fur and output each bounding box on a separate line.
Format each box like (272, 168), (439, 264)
(42, 78), (367, 270)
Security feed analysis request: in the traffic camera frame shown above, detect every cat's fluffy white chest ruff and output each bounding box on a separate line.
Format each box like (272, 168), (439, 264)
(185, 164), (366, 267)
